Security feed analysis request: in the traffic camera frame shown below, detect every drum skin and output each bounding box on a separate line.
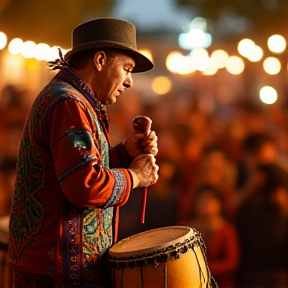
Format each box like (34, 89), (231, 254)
(108, 226), (213, 288)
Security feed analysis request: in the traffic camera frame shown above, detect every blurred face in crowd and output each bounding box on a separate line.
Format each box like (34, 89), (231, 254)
(270, 187), (288, 215)
(246, 142), (277, 170)
(194, 190), (222, 219)
(201, 151), (228, 185)
(93, 50), (135, 105)
(257, 143), (277, 163)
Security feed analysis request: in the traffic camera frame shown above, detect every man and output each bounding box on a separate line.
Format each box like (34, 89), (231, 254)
(8, 18), (159, 288)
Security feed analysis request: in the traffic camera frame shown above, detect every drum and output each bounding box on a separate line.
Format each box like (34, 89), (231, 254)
(108, 226), (216, 288)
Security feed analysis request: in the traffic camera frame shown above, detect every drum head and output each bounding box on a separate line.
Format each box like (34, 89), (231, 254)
(109, 226), (195, 258)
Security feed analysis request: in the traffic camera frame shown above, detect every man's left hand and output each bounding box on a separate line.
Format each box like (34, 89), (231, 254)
(123, 130), (158, 158)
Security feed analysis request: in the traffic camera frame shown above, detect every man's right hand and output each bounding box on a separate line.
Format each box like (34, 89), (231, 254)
(128, 154), (159, 189)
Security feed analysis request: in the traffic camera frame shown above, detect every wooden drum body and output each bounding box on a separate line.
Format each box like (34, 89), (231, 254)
(108, 226), (216, 288)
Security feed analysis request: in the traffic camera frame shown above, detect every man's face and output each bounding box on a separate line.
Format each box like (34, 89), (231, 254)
(95, 51), (135, 105)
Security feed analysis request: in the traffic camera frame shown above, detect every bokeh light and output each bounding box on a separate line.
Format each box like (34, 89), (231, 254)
(151, 76), (172, 95)
(46, 46), (62, 62)
(0, 32), (8, 50)
(21, 41), (36, 59)
(237, 39), (255, 58)
(190, 48), (209, 59)
(246, 45), (263, 62)
(210, 49), (229, 69)
(8, 38), (24, 55)
(202, 59), (218, 75)
(34, 43), (51, 61)
(263, 57), (281, 75)
(166, 51), (184, 73)
(226, 56), (245, 75)
(166, 51), (196, 75)
(190, 48), (210, 71)
(179, 28), (212, 49)
(259, 86), (278, 104)
(139, 49), (153, 63)
(267, 34), (286, 53)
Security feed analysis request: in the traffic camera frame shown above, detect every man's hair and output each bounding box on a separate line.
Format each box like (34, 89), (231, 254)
(194, 184), (224, 203)
(68, 49), (102, 69)
(68, 48), (126, 69)
(242, 132), (275, 153)
(257, 162), (288, 194)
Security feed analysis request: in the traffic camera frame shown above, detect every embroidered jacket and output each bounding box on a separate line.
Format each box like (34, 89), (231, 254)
(9, 68), (133, 286)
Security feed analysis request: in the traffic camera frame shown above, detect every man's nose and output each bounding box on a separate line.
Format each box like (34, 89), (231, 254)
(124, 74), (133, 89)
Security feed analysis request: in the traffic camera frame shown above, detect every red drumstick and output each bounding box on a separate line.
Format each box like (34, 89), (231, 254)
(141, 187), (148, 223)
(132, 116), (152, 224)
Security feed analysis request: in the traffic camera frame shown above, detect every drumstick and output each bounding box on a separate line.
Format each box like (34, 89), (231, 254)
(133, 116), (152, 224)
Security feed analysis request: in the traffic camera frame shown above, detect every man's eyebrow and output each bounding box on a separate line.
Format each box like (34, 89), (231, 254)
(125, 62), (135, 69)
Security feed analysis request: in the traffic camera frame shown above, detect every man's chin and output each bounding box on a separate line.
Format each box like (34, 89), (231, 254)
(107, 97), (117, 105)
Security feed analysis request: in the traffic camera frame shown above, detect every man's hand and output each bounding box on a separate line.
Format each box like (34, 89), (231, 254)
(123, 116), (158, 158)
(128, 154), (159, 188)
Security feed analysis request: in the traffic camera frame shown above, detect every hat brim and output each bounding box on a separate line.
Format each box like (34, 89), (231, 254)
(64, 41), (154, 73)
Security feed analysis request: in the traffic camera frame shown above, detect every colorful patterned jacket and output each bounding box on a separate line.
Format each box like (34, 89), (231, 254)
(9, 68), (134, 286)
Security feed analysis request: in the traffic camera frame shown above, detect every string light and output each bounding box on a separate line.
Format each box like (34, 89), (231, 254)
(0, 30), (288, 81)
(0, 32), (7, 50)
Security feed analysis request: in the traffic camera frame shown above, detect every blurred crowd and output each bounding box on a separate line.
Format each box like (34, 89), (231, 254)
(0, 85), (29, 288)
(1, 82), (288, 288)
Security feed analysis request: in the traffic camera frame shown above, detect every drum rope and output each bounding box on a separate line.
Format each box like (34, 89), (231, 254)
(192, 246), (207, 288)
(197, 236), (214, 288)
(110, 266), (115, 287)
(121, 268), (124, 288)
(140, 266), (144, 288)
(164, 261), (168, 288)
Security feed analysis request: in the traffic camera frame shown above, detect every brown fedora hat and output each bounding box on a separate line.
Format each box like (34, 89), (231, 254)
(64, 18), (154, 73)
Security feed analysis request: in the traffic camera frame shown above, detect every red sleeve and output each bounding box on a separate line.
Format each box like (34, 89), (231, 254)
(208, 223), (240, 275)
(50, 98), (132, 208)
(109, 142), (134, 169)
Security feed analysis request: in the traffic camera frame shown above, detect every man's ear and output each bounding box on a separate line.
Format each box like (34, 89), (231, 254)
(93, 51), (106, 71)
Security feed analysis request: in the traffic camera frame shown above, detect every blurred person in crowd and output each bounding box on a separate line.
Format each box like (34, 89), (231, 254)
(0, 85), (27, 113)
(219, 100), (265, 167)
(197, 145), (237, 218)
(236, 162), (288, 288)
(176, 135), (204, 223)
(189, 185), (240, 288)
(0, 85), (28, 158)
(0, 157), (16, 288)
(0, 157), (17, 218)
(240, 131), (287, 179)
(232, 100), (265, 137)
(0, 122), (24, 160)
(179, 144), (238, 223)
(230, 131), (288, 215)
(8, 18), (159, 288)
